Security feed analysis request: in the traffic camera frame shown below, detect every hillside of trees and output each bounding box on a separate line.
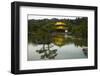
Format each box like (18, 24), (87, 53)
(28, 17), (88, 39)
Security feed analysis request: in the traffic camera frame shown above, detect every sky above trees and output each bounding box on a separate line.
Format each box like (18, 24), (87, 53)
(28, 14), (83, 20)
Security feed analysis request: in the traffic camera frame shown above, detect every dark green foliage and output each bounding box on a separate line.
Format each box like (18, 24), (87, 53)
(71, 17), (88, 38)
(28, 17), (88, 40)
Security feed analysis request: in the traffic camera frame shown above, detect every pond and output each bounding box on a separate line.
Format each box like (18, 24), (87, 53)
(28, 32), (88, 61)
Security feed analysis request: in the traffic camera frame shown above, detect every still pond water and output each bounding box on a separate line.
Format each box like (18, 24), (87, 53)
(28, 33), (88, 61)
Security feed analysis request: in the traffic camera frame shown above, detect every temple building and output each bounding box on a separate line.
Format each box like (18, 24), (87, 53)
(55, 22), (66, 32)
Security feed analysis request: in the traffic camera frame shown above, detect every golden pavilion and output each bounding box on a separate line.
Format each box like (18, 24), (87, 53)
(55, 22), (65, 32)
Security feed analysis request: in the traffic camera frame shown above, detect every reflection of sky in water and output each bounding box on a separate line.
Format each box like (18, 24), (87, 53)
(28, 43), (87, 61)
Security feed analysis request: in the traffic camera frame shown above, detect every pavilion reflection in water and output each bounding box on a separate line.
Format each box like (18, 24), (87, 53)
(28, 32), (88, 60)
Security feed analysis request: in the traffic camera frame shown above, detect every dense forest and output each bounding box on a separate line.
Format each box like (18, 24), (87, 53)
(28, 17), (88, 38)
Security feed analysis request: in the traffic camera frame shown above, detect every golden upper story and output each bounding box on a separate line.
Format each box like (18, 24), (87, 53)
(55, 22), (66, 26)
(55, 22), (66, 30)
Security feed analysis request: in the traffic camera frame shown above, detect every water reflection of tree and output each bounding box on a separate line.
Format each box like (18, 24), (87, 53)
(36, 44), (57, 59)
(73, 38), (87, 47)
(29, 32), (58, 59)
(52, 33), (87, 47)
